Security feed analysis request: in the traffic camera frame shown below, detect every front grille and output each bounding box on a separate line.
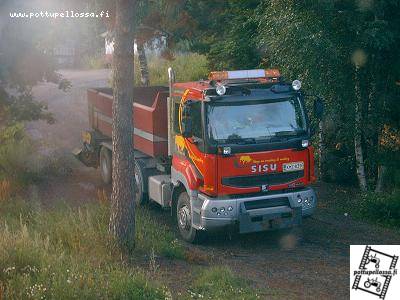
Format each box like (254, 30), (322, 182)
(222, 171), (304, 188)
(244, 197), (290, 210)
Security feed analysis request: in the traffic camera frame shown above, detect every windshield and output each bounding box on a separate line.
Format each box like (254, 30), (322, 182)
(206, 97), (307, 143)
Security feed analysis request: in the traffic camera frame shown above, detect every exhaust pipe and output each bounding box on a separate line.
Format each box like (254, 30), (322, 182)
(167, 67), (175, 156)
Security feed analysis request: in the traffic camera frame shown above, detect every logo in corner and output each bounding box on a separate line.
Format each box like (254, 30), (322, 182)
(351, 245), (399, 300)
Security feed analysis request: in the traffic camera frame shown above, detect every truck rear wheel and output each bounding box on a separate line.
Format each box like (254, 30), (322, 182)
(176, 191), (204, 243)
(99, 147), (112, 184)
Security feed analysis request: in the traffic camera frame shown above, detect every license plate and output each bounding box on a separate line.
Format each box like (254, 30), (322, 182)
(283, 161), (304, 172)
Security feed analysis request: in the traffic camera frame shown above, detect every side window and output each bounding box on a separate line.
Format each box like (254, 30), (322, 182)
(173, 99), (202, 139)
(191, 102), (202, 139)
(173, 101), (180, 133)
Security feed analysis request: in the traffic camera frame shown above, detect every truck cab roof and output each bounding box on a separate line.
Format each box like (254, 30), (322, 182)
(173, 81), (298, 103)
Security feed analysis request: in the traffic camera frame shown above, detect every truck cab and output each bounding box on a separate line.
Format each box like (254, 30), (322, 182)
(167, 69), (319, 242)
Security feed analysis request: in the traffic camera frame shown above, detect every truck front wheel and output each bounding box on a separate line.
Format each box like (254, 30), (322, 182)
(176, 191), (204, 243)
(99, 147), (112, 184)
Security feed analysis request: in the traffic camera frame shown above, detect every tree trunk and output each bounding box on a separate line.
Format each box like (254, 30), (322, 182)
(354, 68), (368, 192)
(375, 165), (386, 192)
(136, 40), (149, 86)
(109, 0), (136, 251)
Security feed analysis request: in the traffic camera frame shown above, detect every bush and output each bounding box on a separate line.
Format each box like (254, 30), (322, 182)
(0, 125), (74, 193)
(134, 53), (209, 86)
(0, 124), (38, 188)
(355, 191), (400, 227)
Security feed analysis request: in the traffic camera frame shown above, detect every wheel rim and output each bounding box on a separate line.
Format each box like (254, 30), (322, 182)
(101, 156), (108, 178)
(178, 205), (191, 231)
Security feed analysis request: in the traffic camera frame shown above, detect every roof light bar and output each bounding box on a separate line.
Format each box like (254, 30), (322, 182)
(209, 69), (280, 81)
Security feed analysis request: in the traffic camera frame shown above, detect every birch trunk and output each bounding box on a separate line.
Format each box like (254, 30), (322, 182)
(109, 0), (136, 251)
(136, 41), (149, 86)
(354, 68), (368, 191)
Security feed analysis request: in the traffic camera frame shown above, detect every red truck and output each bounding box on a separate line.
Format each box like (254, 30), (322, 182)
(75, 68), (323, 242)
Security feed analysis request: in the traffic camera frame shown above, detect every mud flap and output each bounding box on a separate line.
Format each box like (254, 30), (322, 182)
(239, 204), (302, 234)
(72, 145), (98, 168)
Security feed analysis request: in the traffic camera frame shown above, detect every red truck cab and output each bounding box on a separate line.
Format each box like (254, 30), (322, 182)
(75, 68), (322, 243)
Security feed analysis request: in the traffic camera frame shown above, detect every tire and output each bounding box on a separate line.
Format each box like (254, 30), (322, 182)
(99, 147), (112, 184)
(133, 160), (147, 205)
(176, 191), (204, 243)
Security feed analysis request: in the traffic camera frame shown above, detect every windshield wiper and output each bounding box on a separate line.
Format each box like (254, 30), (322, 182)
(274, 129), (306, 137)
(224, 137), (256, 144)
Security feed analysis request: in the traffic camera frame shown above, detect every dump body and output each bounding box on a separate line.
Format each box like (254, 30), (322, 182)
(87, 86), (169, 157)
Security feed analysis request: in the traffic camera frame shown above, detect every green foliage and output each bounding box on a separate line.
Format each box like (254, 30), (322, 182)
(187, 266), (261, 300)
(0, 197), (263, 299)
(136, 208), (184, 259)
(0, 124), (37, 186)
(187, 0), (261, 70)
(82, 53), (108, 70)
(134, 53), (209, 85)
(0, 125), (75, 191)
(352, 191), (400, 227)
(0, 90), (55, 126)
(0, 1), (78, 127)
(0, 198), (179, 299)
(184, 0), (400, 190)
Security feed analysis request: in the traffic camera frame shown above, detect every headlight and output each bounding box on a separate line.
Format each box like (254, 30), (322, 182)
(292, 80), (301, 91)
(223, 146), (231, 155)
(216, 84), (226, 95)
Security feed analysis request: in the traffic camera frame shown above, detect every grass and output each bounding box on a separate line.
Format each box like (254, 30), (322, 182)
(0, 197), (174, 299)
(134, 53), (209, 86)
(187, 267), (261, 300)
(0, 196), (263, 299)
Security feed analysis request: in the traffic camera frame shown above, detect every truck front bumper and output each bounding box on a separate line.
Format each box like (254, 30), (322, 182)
(196, 187), (317, 233)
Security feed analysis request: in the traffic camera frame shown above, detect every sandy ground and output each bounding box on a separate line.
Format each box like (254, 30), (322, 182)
(27, 69), (400, 299)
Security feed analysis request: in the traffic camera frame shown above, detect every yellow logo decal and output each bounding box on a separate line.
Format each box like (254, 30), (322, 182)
(239, 155), (252, 164)
(175, 135), (186, 153)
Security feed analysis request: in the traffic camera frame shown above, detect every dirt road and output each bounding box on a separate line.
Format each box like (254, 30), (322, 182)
(28, 69), (400, 299)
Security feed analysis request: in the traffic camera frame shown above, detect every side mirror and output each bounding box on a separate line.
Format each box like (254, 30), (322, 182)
(181, 103), (192, 138)
(313, 97), (324, 119)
